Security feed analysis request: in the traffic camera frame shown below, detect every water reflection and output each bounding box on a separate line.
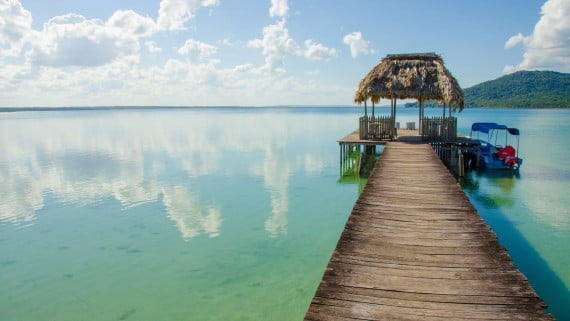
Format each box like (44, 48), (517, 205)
(0, 110), (336, 240)
(461, 168), (570, 318)
(461, 170), (520, 209)
(252, 144), (291, 238)
(162, 185), (222, 239)
(517, 165), (570, 231)
(462, 166), (570, 231)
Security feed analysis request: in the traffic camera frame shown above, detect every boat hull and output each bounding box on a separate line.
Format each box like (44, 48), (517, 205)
(479, 154), (523, 170)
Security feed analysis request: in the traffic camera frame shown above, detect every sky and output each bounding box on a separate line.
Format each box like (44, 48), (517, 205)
(0, 0), (569, 107)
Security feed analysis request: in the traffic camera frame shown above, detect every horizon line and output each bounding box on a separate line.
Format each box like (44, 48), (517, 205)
(0, 104), (418, 112)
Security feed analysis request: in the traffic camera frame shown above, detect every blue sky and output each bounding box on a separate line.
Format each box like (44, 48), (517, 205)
(1, 0), (568, 107)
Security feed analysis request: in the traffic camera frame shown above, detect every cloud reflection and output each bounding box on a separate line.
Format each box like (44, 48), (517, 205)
(252, 144), (291, 238)
(0, 110), (337, 240)
(162, 186), (222, 239)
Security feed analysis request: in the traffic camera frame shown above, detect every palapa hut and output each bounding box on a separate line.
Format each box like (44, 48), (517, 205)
(354, 53), (464, 141)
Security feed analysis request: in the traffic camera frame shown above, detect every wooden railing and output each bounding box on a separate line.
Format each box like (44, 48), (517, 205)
(431, 140), (481, 177)
(359, 116), (395, 140)
(421, 116), (457, 141)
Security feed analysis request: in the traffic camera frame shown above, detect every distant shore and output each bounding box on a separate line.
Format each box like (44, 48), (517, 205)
(0, 106), (354, 113)
(2, 105), (568, 113)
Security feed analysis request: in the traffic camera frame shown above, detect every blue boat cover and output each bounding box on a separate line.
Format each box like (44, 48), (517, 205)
(471, 122), (519, 135)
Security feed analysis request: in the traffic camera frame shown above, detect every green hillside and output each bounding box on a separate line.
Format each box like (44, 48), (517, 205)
(404, 70), (570, 108)
(464, 70), (570, 108)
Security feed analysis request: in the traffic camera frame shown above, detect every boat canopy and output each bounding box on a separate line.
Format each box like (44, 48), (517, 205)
(471, 122), (519, 135)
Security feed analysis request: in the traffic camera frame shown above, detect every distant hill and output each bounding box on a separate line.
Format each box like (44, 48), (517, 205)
(404, 70), (570, 108)
(464, 70), (570, 108)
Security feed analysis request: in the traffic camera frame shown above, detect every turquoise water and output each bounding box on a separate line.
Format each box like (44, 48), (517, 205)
(1, 107), (569, 320)
(455, 109), (570, 319)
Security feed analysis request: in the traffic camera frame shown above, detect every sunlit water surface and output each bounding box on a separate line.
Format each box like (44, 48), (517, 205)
(1, 107), (569, 320)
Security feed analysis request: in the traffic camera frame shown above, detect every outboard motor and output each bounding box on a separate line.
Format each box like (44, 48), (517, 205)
(497, 145), (518, 169)
(497, 145), (515, 160)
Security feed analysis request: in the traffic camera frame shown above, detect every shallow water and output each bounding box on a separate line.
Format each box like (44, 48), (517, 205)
(0, 107), (569, 320)
(455, 109), (570, 318)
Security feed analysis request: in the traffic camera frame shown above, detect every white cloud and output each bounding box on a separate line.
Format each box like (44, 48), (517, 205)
(343, 31), (375, 58)
(248, 19), (299, 73)
(107, 10), (155, 36)
(144, 41), (162, 53)
(0, 2), (350, 106)
(232, 63), (256, 73)
(505, 32), (525, 49)
(178, 38), (217, 62)
(25, 13), (151, 67)
(303, 39), (337, 61)
(0, 0), (32, 57)
(217, 37), (235, 46)
(504, 0), (570, 73)
(269, 0), (289, 17)
(157, 0), (219, 30)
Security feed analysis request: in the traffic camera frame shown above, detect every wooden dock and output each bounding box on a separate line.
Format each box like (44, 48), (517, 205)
(338, 129), (421, 144)
(305, 142), (554, 320)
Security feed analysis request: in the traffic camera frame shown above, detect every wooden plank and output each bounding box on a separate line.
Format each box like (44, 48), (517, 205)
(304, 142), (554, 320)
(310, 297), (552, 321)
(314, 283), (547, 307)
(326, 261), (528, 282)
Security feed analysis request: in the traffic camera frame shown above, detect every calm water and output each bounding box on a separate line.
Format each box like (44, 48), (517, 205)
(0, 107), (569, 320)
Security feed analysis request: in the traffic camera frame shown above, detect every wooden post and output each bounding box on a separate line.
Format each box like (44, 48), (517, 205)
(339, 143), (343, 176)
(442, 103), (446, 140)
(389, 98), (392, 138)
(393, 98), (397, 138)
(356, 151), (362, 176)
(475, 144), (481, 169)
(420, 100), (424, 130)
(364, 100), (367, 117)
(372, 100), (375, 118)
(394, 98), (397, 120)
(458, 152), (465, 177)
(418, 99), (423, 133)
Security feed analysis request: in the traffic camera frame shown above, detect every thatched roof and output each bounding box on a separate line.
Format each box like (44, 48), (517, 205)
(354, 53), (464, 110)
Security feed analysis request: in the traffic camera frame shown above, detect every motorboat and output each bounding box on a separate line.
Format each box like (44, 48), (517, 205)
(470, 122), (522, 170)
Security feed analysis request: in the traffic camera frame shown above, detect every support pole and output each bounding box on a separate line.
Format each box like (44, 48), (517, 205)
(339, 143), (342, 176)
(394, 98), (397, 137)
(418, 99), (423, 133)
(442, 102), (447, 140)
(394, 98), (397, 119)
(372, 100), (375, 118)
(458, 152), (465, 177)
(364, 100), (367, 117)
(389, 98), (393, 139)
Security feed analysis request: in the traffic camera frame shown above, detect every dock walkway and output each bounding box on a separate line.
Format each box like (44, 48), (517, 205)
(305, 142), (554, 320)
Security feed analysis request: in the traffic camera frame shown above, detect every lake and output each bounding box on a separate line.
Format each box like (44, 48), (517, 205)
(1, 107), (569, 320)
